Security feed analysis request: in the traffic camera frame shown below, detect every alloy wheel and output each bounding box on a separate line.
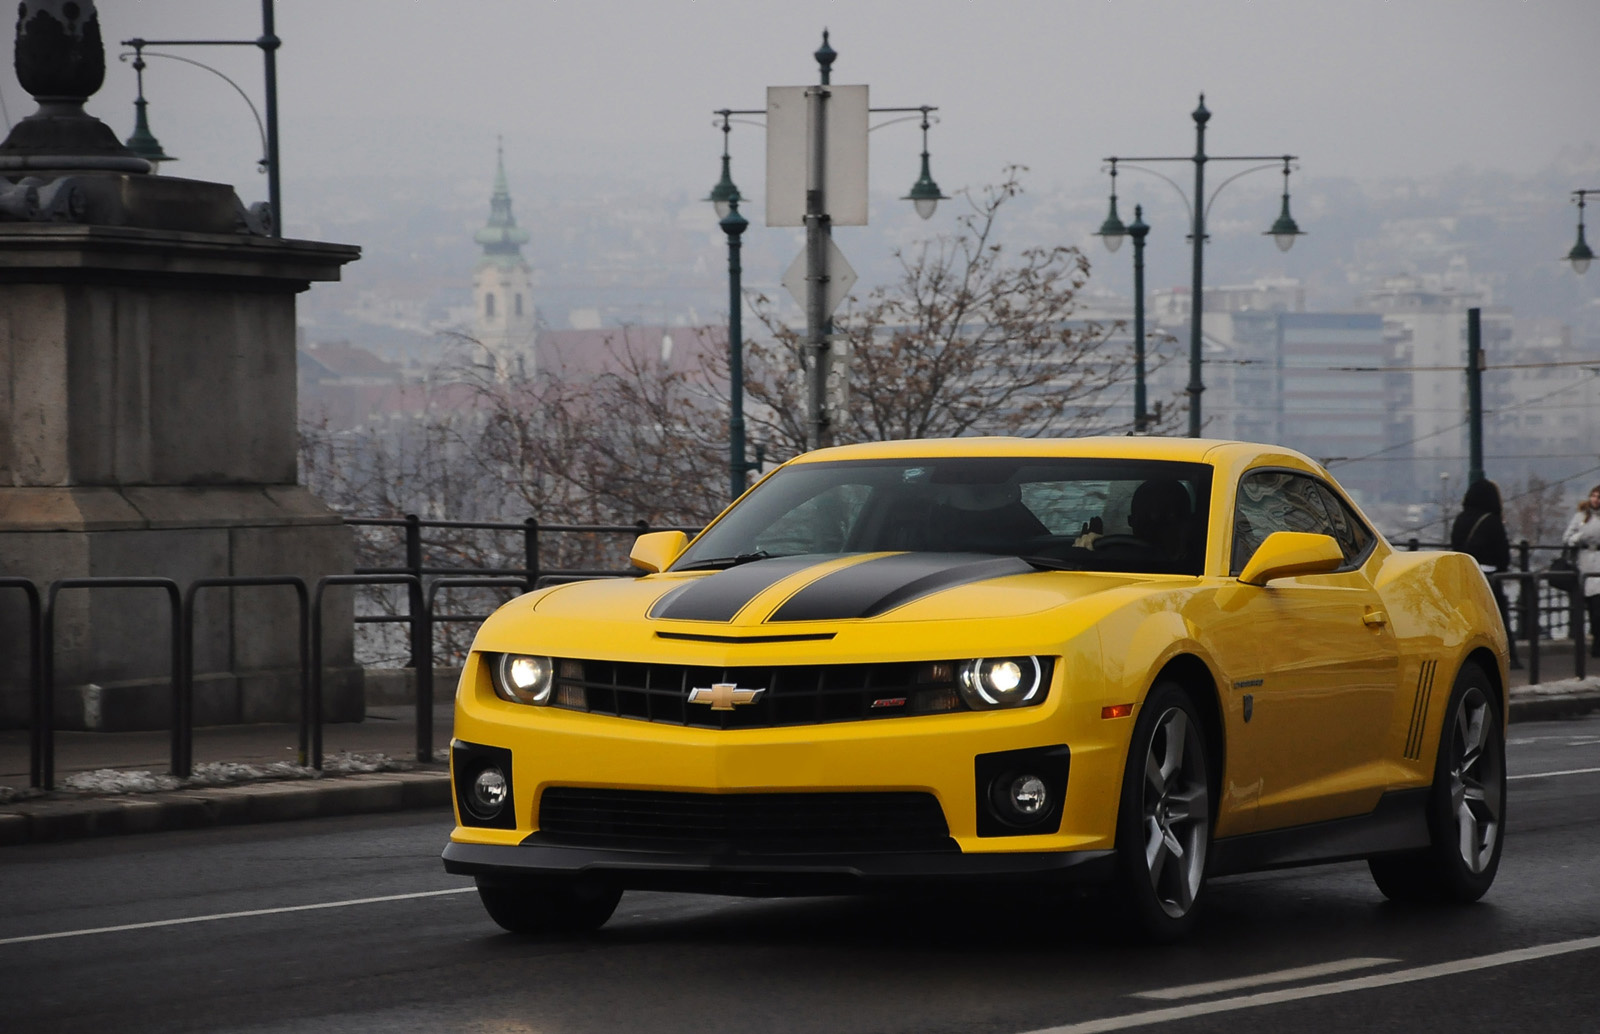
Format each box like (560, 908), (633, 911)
(1448, 687), (1503, 874)
(1142, 706), (1210, 918)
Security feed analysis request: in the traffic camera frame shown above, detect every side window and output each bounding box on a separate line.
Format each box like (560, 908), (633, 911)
(1231, 471), (1343, 575)
(1312, 482), (1373, 562)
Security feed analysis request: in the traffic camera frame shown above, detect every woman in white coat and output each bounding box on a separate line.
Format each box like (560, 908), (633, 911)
(1562, 484), (1600, 658)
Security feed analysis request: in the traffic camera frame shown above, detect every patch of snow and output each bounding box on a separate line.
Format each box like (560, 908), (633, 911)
(0, 751), (439, 802)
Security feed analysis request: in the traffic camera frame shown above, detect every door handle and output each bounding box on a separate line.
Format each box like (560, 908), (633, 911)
(1362, 607), (1388, 628)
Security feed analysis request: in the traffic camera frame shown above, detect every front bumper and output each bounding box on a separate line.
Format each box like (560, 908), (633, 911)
(442, 839), (1117, 896)
(449, 649), (1132, 848)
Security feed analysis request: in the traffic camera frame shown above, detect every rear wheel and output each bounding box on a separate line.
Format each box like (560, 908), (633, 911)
(1113, 682), (1212, 942)
(475, 876), (622, 934)
(1369, 662), (1505, 903)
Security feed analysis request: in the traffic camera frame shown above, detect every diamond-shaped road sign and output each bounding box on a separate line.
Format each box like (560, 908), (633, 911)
(781, 237), (858, 317)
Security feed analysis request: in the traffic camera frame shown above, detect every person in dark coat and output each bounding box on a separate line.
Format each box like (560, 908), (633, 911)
(1451, 479), (1520, 668)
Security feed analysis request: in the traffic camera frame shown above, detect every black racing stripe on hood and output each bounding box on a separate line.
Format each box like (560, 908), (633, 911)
(768, 553), (1034, 622)
(649, 555), (825, 622)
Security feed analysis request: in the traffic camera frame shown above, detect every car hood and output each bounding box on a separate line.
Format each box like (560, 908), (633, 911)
(525, 552), (1144, 628)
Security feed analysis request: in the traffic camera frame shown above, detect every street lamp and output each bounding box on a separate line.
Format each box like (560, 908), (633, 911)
(122, 44), (176, 172)
(121, 0), (283, 236)
(901, 106), (949, 220)
(708, 31), (945, 454)
(1096, 96), (1304, 437)
(1095, 161), (1127, 253)
(706, 110), (742, 220)
(1567, 188), (1599, 274)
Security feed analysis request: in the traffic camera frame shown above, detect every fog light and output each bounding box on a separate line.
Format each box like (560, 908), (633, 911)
(1009, 774), (1049, 817)
(468, 766), (508, 819)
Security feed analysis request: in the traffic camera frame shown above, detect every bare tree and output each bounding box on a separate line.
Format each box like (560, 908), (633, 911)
(743, 167), (1133, 454)
(304, 169), (1148, 555)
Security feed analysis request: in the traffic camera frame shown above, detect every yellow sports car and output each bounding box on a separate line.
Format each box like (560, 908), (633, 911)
(442, 437), (1508, 940)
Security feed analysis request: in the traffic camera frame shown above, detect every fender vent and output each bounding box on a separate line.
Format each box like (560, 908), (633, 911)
(1403, 660), (1438, 761)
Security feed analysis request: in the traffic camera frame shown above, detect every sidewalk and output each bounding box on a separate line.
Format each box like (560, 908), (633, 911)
(2, 654), (1598, 848)
(0, 704), (455, 847)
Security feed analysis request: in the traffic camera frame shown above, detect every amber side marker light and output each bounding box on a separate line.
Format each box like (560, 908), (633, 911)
(1102, 703), (1134, 719)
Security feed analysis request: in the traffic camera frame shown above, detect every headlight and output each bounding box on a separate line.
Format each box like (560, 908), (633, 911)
(492, 653), (554, 705)
(957, 656), (1044, 710)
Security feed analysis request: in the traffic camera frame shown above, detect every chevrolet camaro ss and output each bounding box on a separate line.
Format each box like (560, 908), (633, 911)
(441, 437), (1508, 940)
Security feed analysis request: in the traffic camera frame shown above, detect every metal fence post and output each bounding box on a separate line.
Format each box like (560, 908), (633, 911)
(1524, 573), (1540, 686)
(523, 517), (539, 592)
(1574, 580), (1587, 681)
(1, 579), (43, 788)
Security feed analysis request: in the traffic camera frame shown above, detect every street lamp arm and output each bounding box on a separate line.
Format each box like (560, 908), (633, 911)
(124, 38), (261, 47)
(118, 50), (268, 166)
(1111, 163), (1194, 226)
(868, 113), (936, 133)
(1202, 162), (1285, 226)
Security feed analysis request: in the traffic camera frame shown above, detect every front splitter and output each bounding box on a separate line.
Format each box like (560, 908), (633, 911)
(442, 838), (1116, 896)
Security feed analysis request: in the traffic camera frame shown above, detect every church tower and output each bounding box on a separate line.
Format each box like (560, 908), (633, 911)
(472, 139), (536, 377)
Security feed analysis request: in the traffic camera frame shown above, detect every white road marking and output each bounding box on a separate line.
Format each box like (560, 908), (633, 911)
(0, 886), (477, 947)
(1021, 935), (1600, 1034)
(1131, 957), (1397, 1000)
(1509, 765), (1600, 781)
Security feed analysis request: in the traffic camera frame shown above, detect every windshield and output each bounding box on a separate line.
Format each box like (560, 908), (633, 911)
(674, 456), (1213, 576)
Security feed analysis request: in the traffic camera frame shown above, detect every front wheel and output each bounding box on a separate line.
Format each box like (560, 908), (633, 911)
(1113, 682), (1212, 942)
(475, 876), (622, 935)
(1369, 662), (1505, 903)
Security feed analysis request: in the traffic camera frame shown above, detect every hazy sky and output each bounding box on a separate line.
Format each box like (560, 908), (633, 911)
(3, 0), (1591, 239)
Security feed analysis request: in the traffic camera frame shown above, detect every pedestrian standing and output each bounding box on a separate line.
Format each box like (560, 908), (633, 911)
(1563, 484), (1600, 659)
(1452, 479), (1520, 668)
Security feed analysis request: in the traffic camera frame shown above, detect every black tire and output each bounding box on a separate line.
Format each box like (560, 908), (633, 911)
(1369, 661), (1505, 904)
(1113, 681), (1213, 942)
(475, 876), (623, 935)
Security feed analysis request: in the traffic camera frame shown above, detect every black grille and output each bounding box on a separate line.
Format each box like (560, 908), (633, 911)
(537, 787), (954, 854)
(548, 658), (1052, 729)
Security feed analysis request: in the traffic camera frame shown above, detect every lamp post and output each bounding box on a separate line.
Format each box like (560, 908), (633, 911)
(1096, 96), (1304, 437)
(708, 32), (945, 455)
(1567, 188), (1599, 274)
(1129, 205), (1150, 433)
(121, 0), (282, 236)
(721, 195), (752, 501)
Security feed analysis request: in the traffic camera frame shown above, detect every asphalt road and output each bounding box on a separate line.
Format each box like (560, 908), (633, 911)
(3, 716), (1599, 1034)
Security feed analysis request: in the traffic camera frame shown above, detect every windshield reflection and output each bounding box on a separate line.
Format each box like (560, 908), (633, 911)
(674, 457), (1213, 576)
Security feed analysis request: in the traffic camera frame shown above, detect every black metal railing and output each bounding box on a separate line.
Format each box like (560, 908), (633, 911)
(9, 527), (1583, 793)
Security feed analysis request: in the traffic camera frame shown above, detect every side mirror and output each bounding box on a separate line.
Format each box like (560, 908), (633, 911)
(1238, 531), (1345, 586)
(629, 530), (688, 573)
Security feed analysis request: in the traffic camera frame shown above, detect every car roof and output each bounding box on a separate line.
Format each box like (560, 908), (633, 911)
(787, 436), (1322, 472)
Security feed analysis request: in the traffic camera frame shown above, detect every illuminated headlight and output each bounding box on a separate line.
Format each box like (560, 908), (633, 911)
(491, 653), (554, 705)
(957, 656), (1044, 710)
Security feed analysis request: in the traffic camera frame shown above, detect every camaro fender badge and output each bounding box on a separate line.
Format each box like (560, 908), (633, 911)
(687, 682), (765, 710)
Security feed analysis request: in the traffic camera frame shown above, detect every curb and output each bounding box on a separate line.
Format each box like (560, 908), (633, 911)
(1508, 677), (1600, 723)
(0, 770), (451, 847)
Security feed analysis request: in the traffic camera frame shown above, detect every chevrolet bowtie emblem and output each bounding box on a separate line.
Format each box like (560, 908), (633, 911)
(687, 682), (764, 710)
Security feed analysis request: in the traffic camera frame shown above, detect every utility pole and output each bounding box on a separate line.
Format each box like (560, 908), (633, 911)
(804, 41), (832, 451)
(1467, 307), (1484, 486)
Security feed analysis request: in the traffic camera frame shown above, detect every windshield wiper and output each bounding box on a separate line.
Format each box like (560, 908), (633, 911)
(1017, 555), (1085, 572)
(677, 550), (776, 571)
